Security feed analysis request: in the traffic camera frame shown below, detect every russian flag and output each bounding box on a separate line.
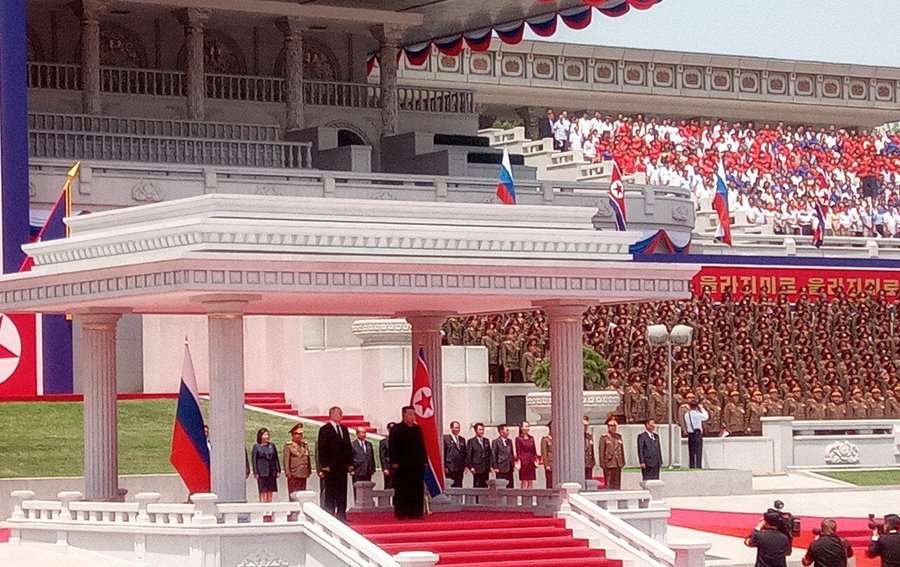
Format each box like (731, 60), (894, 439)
(496, 148), (516, 205)
(411, 348), (444, 498)
(170, 343), (211, 494)
(608, 160), (627, 231)
(812, 202), (825, 248)
(713, 161), (732, 246)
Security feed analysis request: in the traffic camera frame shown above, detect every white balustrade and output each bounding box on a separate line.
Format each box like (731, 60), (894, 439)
(301, 501), (402, 567)
(580, 489), (653, 511)
(102, 66), (184, 97)
(28, 62), (80, 90)
(30, 112), (283, 141)
(206, 72), (284, 103)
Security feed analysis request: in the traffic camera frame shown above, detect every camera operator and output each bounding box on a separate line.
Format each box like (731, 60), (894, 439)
(802, 519), (853, 567)
(744, 510), (792, 567)
(867, 514), (900, 567)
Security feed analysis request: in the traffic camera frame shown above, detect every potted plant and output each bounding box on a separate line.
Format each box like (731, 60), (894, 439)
(529, 346), (608, 390)
(526, 347), (619, 422)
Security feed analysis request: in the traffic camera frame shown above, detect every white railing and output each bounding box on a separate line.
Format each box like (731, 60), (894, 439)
(27, 62), (475, 114)
(29, 112), (283, 142)
(102, 66), (184, 97)
(792, 419), (900, 437)
(29, 130), (312, 168)
(28, 61), (80, 90)
(563, 485), (676, 567)
(7, 489), (434, 567)
(579, 489), (653, 511)
(206, 72), (284, 102)
(353, 479), (559, 516)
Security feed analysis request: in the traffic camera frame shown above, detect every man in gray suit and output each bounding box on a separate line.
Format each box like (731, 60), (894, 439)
(466, 423), (491, 488)
(491, 423), (515, 488)
(443, 420), (467, 488)
(637, 419), (663, 481)
(351, 427), (376, 497)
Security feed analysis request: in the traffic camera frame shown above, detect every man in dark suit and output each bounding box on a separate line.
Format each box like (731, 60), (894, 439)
(537, 108), (555, 140)
(637, 419), (663, 481)
(466, 422), (491, 488)
(351, 426), (376, 498)
(443, 420), (467, 488)
(380, 421), (395, 490)
(491, 423), (515, 488)
(316, 406), (354, 521)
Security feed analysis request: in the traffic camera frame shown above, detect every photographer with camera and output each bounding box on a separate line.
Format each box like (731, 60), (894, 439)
(801, 519), (853, 567)
(867, 514), (900, 567)
(744, 509), (792, 567)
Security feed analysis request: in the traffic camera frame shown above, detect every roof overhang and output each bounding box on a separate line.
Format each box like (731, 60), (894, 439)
(0, 194), (698, 316)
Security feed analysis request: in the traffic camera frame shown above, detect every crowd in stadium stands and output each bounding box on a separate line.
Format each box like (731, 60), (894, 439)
(538, 109), (900, 237)
(443, 284), (900, 433)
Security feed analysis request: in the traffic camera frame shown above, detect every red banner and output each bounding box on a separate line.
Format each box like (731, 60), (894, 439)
(692, 265), (900, 302)
(0, 313), (37, 396)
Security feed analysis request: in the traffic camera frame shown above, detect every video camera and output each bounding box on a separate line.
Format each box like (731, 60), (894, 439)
(770, 500), (801, 540)
(869, 514), (900, 535)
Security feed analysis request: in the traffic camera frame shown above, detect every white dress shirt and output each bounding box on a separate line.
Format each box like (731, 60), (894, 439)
(684, 407), (709, 433)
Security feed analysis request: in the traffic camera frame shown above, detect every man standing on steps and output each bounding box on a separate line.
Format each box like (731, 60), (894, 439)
(637, 419), (663, 481)
(351, 426), (376, 498)
(466, 423), (492, 488)
(685, 399), (709, 469)
(380, 422), (395, 490)
(389, 406), (427, 520)
(316, 406), (354, 521)
(443, 420), (467, 488)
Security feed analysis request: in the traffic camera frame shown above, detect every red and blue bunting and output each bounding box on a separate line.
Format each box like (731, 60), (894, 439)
(628, 230), (692, 255)
(365, 0), (662, 73)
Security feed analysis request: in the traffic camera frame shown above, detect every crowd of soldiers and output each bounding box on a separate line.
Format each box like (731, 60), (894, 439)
(442, 283), (900, 435)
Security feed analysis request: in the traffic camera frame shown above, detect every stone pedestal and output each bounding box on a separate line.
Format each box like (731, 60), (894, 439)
(276, 17), (305, 133)
(178, 8), (209, 121)
(76, 312), (122, 500)
(762, 416), (795, 473)
(545, 304), (587, 488)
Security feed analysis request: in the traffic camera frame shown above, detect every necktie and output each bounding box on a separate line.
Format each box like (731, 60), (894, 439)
(335, 424), (341, 438)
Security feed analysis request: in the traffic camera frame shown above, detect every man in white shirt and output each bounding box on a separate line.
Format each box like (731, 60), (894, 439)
(685, 400), (709, 469)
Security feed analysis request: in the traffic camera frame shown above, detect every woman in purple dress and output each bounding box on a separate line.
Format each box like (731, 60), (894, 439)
(515, 421), (538, 489)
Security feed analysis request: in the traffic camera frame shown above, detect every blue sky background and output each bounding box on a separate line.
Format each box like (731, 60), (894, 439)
(528, 0), (900, 67)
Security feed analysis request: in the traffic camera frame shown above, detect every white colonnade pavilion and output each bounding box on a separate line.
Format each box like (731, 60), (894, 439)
(0, 194), (696, 502)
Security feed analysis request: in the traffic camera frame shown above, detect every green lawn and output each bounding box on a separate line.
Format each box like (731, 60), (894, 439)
(816, 469), (900, 486)
(0, 400), (318, 478)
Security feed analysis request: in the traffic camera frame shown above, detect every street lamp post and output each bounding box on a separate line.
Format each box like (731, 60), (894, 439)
(646, 324), (694, 468)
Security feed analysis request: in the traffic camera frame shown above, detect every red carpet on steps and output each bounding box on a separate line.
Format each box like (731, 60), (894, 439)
(670, 509), (878, 567)
(350, 510), (620, 566)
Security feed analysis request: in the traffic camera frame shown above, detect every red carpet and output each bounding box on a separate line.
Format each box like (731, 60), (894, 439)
(350, 510), (620, 566)
(671, 509), (877, 566)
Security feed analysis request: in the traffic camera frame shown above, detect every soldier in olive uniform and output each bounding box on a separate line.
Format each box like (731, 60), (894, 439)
(746, 390), (765, 435)
(723, 391), (746, 435)
(783, 386), (806, 420)
(482, 327), (502, 383)
(868, 389), (886, 419)
(887, 388), (900, 419)
(763, 389), (784, 417)
(499, 327), (523, 383)
(649, 383), (667, 424)
(805, 388), (827, 420)
(521, 339), (540, 383)
(463, 319), (481, 346)
(847, 388), (869, 419)
(702, 389), (722, 436)
(583, 416), (596, 480)
(826, 390), (847, 419)
(631, 383), (650, 424)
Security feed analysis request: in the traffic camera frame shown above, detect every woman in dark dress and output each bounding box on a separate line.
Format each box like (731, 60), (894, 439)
(515, 420), (538, 489)
(252, 427), (281, 503)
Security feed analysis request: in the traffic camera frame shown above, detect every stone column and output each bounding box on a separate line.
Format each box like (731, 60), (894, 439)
(73, 0), (106, 115)
(372, 24), (403, 138)
(76, 312), (122, 500)
(405, 315), (447, 443)
(200, 296), (254, 502)
(516, 106), (544, 141)
(276, 17), (304, 133)
(544, 303), (587, 488)
(177, 8), (209, 121)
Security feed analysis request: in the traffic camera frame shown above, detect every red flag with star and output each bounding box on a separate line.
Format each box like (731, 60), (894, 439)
(411, 347), (444, 497)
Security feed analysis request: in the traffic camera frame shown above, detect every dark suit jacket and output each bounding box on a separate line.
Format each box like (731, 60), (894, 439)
(538, 117), (554, 139)
(352, 439), (376, 478)
(637, 431), (663, 468)
(379, 438), (390, 470)
(316, 422), (354, 474)
(466, 436), (492, 473)
(491, 436), (514, 474)
(251, 443), (281, 477)
(443, 434), (467, 473)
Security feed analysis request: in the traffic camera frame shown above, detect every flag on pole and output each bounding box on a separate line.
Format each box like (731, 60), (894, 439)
(19, 162), (79, 272)
(170, 342), (211, 494)
(410, 347), (444, 497)
(608, 160), (627, 230)
(495, 148), (517, 205)
(713, 161), (732, 246)
(812, 201), (825, 248)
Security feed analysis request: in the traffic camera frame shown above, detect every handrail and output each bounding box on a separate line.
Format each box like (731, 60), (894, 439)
(568, 491), (676, 567)
(301, 501), (400, 567)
